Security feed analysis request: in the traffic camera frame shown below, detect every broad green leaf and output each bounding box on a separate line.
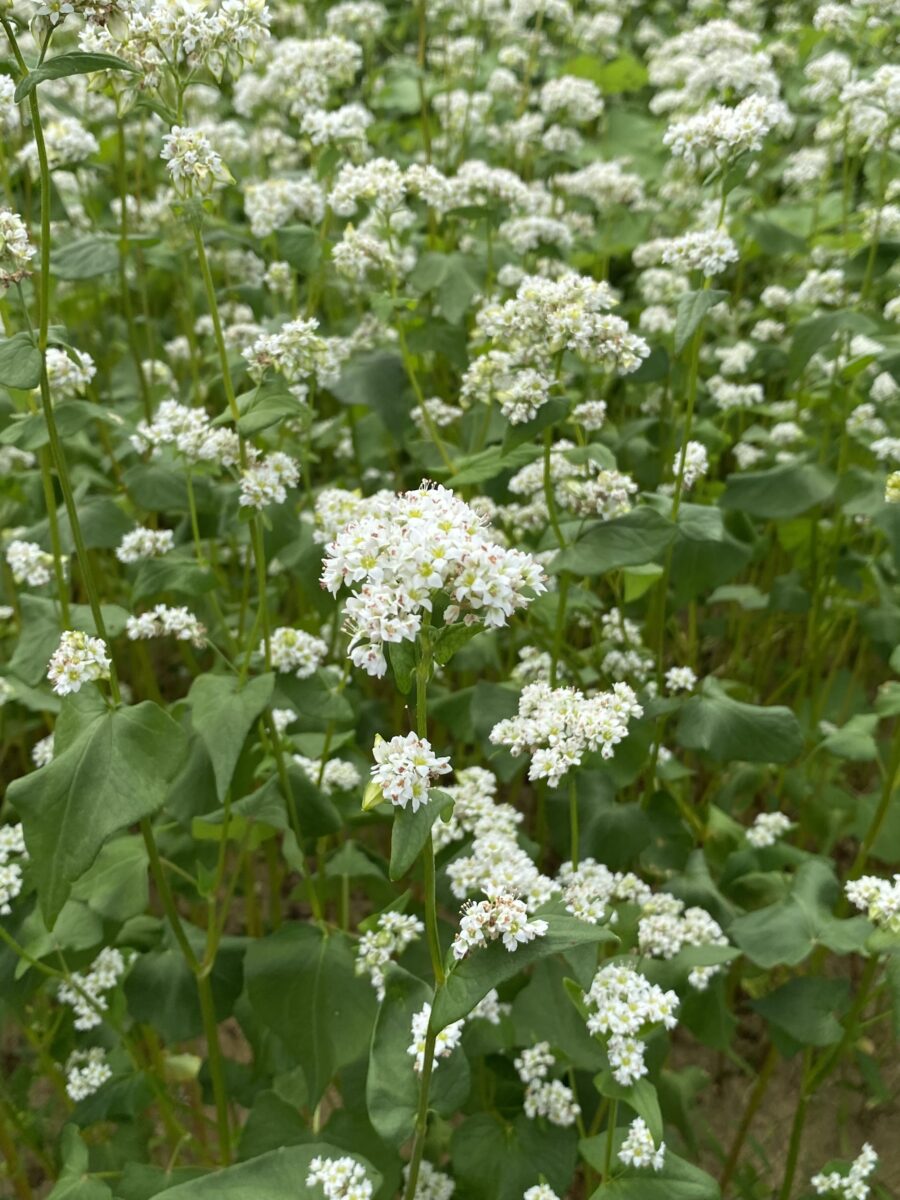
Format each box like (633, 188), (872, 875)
(730, 860), (872, 968)
(388, 640), (416, 692)
(719, 462), (836, 519)
(15, 900), (103, 977)
(187, 672), (274, 801)
(244, 924), (376, 1106)
(433, 620), (484, 666)
(594, 1072), (664, 1144)
(452, 1112), (577, 1200)
(52, 235), (119, 280)
(751, 977), (848, 1049)
(161, 1145), (381, 1200)
(0, 331), (42, 390)
(330, 351), (411, 426)
(819, 714), (879, 762)
(673, 290), (728, 354)
(787, 309), (876, 379)
(390, 789), (454, 880)
(275, 224), (320, 273)
(367, 964), (470, 1145)
(46, 1126), (113, 1200)
(675, 686), (802, 764)
(8, 700), (188, 926)
(433, 914), (617, 1026)
(447, 442), (542, 487)
(551, 509), (676, 577)
(585, 1146), (719, 1200)
(70, 835), (149, 921)
(132, 557), (216, 601)
(14, 51), (138, 101)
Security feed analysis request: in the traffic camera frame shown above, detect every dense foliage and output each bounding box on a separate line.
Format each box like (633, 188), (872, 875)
(1, 1), (899, 1198)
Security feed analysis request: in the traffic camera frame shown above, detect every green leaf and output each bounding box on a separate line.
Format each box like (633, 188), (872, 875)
(46, 1126), (113, 1200)
(820, 714), (879, 762)
(675, 686), (802, 764)
(390, 789), (454, 880)
(131, 557), (217, 601)
(730, 860), (872, 968)
(452, 1113), (577, 1200)
(448, 442), (542, 487)
(330, 351), (411, 426)
(8, 700), (187, 926)
(52, 235), (120, 280)
(433, 913), (617, 1027)
(244, 924), (377, 1107)
(563, 53), (648, 94)
(275, 224), (320, 273)
(751, 977), (848, 1048)
(719, 462), (836, 519)
(552, 509), (676, 577)
(673, 290), (728, 354)
(787, 309), (876, 379)
(160, 1145), (381, 1200)
(585, 1147), (720, 1200)
(187, 673), (274, 801)
(0, 331), (42, 390)
(14, 51), (138, 102)
(594, 1072), (664, 1144)
(433, 621), (484, 666)
(69, 835), (149, 921)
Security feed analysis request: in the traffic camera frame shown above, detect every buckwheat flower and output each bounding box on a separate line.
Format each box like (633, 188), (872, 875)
(665, 665), (697, 693)
(6, 540), (56, 588)
(571, 400), (607, 430)
(46, 347), (96, 398)
(408, 1002), (464, 1074)
(356, 911), (424, 999)
(886, 472), (900, 503)
(268, 627), (327, 677)
(402, 1161), (455, 1200)
(812, 1144), (878, 1200)
(293, 755), (361, 796)
(0, 822), (27, 916)
(370, 732), (451, 814)
(664, 94), (791, 169)
(47, 631), (111, 696)
(637, 897), (729, 990)
(845, 875), (900, 934)
(271, 707), (297, 735)
(619, 1117), (666, 1171)
(660, 229), (739, 277)
(0, 208), (35, 287)
(490, 682), (643, 788)
(452, 894), (549, 959)
(32, 734), (54, 767)
(583, 964), (679, 1084)
(126, 605), (206, 647)
(675, 441), (709, 491)
(65, 1047), (112, 1101)
(243, 317), (331, 384)
(746, 811), (792, 848)
(469, 988), (509, 1025)
(411, 397), (464, 433)
(58, 947), (127, 1030)
(116, 527), (175, 564)
(239, 452), (300, 509)
(523, 1188), (561, 1200)
(161, 126), (233, 198)
(307, 1155), (374, 1200)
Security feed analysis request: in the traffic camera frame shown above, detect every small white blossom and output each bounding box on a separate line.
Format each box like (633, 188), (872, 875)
(47, 631), (111, 696)
(619, 1117), (666, 1171)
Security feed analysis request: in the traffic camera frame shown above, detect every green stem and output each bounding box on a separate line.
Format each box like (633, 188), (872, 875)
(196, 971), (231, 1164)
(719, 1044), (777, 1194)
(403, 1020), (438, 1200)
(848, 733), (900, 880)
(568, 772), (579, 869)
(602, 1098), (618, 1182)
(37, 447), (70, 626)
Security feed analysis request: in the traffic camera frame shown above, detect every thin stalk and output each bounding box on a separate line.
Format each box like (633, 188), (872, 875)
(569, 773), (579, 870)
(847, 734), (900, 880)
(196, 972), (231, 1164)
(719, 1044), (777, 1194)
(602, 1098), (618, 1182)
(37, 447), (70, 625)
(778, 1063), (810, 1200)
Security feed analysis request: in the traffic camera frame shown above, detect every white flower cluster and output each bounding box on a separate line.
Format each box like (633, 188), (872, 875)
(465, 273), (649, 424)
(321, 483), (546, 677)
(523, 1188), (561, 1200)
(845, 875), (900, 934)
(812, 1144), (878, 1200)
(293, 755), (361, 795)
(58, 948), (127, 1031)
(0, 208), (35, 287)
(658, 229), (739, 277)
(132, 399), (241, 467)
(47, 630), (111, 697)
(126, 605), (206, 647)
(116, 527), (175, 564)
(268, 626), (328, 677)
(675, 441), (709, 491)
(65, 1047), (112, 1102)
(560, 859), (652, 926)
(637, 895), (729, 990)
(447, 831), (557, 913)
(746, 811), (792, 848)
(665, 666), (697, 693)
(307, 1155), (373, 1200)
(619, 1117), (666, 1171)
(0, 823), (28, 916)
(514, 1042), (580, 1127)
(161, 126), (233, 197)
(408, 1002), (465, 1074)
(402, 1161), (455, 1200)
(664, 94), (791, 168)
(243, 177), (325, 238)
(470, 988), (510, 1026)
(32, 733), (54, 767)
(5, 540), (57, 587)
(490, 681), (643, 787)
(356, 911), (424, 1000)
(243, 317), (336, 385)
(370, 732), (451, 813)
(432, 766), (521, 853)
(452, 894), (549, 960)
(46, 348), (96, 398)
(239, 451), (301, 509)
(583, 964), (679, 1085)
